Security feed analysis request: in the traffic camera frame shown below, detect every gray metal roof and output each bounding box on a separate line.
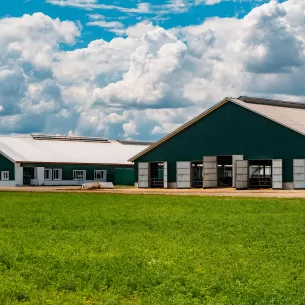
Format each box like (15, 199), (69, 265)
(232, 98), (305, 136)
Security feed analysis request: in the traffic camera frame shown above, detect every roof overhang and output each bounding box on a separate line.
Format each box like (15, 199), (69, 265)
(0, 150), (17, 163)
(17, 161), (133, 166)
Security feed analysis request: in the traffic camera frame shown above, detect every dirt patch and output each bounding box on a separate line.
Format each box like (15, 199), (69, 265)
(1, 186), (305, 198)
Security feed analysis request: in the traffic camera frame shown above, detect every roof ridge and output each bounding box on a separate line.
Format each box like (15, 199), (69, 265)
(238, 96), (305, 110)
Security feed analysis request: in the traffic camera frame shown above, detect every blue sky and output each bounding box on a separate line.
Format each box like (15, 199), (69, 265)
(2, 0), (284, 48)
(0, 0), (302, 140)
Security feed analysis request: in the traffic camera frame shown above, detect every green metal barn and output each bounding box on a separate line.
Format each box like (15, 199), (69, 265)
(130, 96), (305, 190)
(0, 134), (150, 187)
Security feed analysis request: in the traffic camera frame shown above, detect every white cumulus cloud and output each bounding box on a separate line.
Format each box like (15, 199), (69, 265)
(2, 1), (305, 140)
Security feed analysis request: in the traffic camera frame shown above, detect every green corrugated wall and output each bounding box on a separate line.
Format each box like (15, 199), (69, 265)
(134, 101), (305, 183)
(114, 168), (134, 185)
(21, 163), (133, 185)
(0, 154), (15, 180)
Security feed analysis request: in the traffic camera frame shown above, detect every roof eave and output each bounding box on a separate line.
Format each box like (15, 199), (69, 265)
(17, 161), (133, 166)
(0, 150), (17, 163)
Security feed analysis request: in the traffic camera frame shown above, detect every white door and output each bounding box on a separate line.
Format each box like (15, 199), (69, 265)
(272, 159), (283, 189)
(176, 162), (191, 189)
(15, 164), (23, 186)
(236, 160), (248, 189)
(293, 159), (305, 189)
(164, 162), (168, 189)
(203, 156), (217, 188)
(138, 162), (149, 188)
(36, 167), (45, 186)
(232, 155), (243, 188)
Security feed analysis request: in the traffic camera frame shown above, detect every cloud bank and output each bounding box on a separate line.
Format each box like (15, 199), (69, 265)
(1, 0), (305, 140)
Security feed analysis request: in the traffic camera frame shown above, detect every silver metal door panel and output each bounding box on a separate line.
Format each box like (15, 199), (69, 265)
(177, 162), (191, 189)
(294, 182), (305, 189)
(203, 156), (217, 188)
(294, 159), (305, 167)
(138, 162), (149, 188)
(164, 162), (168, 189)
(139, 163), (148, 169)
(294, 174), (305, 182)
(177, 169), (191, 175)
(272, 159), (282, 189)
(204, 156), (216, 162)
(177, 181), (191, 188)
(204, 162), (217, 169)
(232, 155), (243, 188)
(236, 160), (248, 189)
(293, 159), (305, 189)
(237, 167), (248, 174)
(177, 162), (191, 169)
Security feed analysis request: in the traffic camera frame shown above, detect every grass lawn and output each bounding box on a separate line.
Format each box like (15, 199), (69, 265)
(1, 193), (305, 304)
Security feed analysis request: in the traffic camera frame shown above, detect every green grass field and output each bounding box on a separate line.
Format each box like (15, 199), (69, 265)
(1, 192), (305, 304)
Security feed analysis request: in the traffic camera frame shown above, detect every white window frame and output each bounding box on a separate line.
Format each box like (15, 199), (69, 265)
(73, 170), (86, 181)
(44, 168), (52, 181)
(94, 170), (106, 181)
(1, 171), (9, 181)
(53, 169), (62, 181)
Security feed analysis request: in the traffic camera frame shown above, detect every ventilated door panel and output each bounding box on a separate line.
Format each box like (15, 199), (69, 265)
(138, 162), (149, 188)
(164, 162), (168, 189)
(236, 160), (248, 189)
(176, 162), (191, 189)
(232, 155), (243, 188)
(203, 156), (217, 188)
(272, 159), (283, 189)
(294, 159), (305, 189)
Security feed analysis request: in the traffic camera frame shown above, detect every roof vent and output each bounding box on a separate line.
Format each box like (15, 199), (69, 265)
(31, 134), (109, 142)
(118, 140), (154, 146)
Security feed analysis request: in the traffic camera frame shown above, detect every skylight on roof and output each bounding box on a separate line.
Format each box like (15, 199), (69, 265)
(31, 134), (109, 142)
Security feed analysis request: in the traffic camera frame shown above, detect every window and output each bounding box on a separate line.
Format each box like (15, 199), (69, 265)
(94, 170), (106, 180)
(73, 170), (86, 180)
(1, 171), (9, 181)
(44, 169), (52, 180)
(53, 169), (62, 180)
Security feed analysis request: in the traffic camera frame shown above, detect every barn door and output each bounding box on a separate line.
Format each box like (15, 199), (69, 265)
(236, 160), (248, 189)
(293, 159), (305, 189)
(138, 162), (149, 188)
(272, 159), (283, 189)
(14, 164), (23, 186)
(164, 162), (168, 189)
(203, 156), (217, 188)
(232, 155), (243, 188)
(176, 162), (191, 189)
